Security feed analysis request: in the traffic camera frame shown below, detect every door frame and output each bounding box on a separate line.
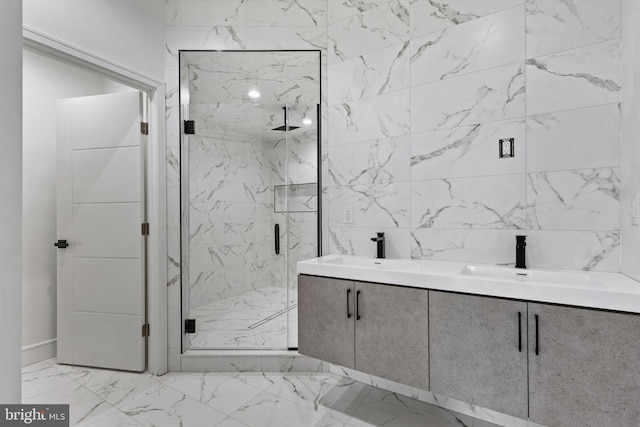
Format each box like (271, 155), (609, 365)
(23, 27), (168, 375)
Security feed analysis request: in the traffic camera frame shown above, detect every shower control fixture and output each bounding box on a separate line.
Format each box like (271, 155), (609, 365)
(499, 138), (514, 158)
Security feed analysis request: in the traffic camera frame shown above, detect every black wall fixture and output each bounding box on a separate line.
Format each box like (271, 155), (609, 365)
(272, 107), (299, 131)
(184, 120), (196, 135)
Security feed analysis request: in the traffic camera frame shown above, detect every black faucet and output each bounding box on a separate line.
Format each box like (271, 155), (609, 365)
(371, 232), (385, 259)
(516, 235), (526, 269)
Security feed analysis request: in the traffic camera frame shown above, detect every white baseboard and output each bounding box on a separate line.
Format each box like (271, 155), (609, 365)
(22, 338), (57, 366)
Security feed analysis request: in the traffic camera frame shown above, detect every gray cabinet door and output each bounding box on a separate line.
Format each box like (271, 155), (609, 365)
(430, 291), (528, 418)
(298, 275), (355, 369)
(354, 281), (429, 389)
(528, 303), (640, 427)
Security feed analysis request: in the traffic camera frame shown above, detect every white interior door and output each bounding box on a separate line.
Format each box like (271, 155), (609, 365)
(56, 91), (146, 372)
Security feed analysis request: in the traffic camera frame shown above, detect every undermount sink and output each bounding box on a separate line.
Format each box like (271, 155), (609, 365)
(460, 265), (594, 288)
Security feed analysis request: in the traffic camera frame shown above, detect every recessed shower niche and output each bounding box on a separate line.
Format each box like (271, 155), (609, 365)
(179, 50), (321, 351)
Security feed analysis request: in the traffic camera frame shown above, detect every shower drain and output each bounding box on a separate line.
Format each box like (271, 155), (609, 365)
(247, 304), (298, 329)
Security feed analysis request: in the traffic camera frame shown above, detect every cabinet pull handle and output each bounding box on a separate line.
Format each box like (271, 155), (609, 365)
(518, 311), (522, 352)
(346, 289), (352, 319)
(356, 290), (361, 320)
(535, 314), (539, 356)
(274, 224), (280, 255)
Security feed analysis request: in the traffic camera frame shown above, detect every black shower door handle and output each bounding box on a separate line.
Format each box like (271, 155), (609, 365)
(274, 224), (280, 255)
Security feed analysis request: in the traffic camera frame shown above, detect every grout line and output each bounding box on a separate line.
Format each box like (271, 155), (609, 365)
(526, 37), (622, 62)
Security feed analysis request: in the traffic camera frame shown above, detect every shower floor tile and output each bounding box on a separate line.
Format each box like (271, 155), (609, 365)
(22, 359), (502, 427)
(189, 286), (297, 349)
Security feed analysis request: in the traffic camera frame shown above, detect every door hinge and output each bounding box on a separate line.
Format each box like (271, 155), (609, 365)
(185, 319), (196, 334)
(184, 120), (195, 135)
(141, 223), (150, 236)
(140, 122), (149, 135)
(142, 323), (150, 337)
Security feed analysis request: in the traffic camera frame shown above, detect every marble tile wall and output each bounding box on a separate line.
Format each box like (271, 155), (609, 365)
(620, 0), (640, 282)
(188, 125), (277, 308)
(165, 1), (326, 363)
(327, 0), (622, 270)
(185, 73), (319, 331)
(165, 0), (624, 369)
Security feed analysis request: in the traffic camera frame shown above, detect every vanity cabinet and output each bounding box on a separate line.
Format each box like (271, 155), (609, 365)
(298, 275), (429, 389)
(431, 292), (640, 426)
(298, 275), (355, 369)
(299, 273), (640, 427)
(429, 291), (528, 419)
(355, 281), (429, 389)
(528, 303), (640, 427)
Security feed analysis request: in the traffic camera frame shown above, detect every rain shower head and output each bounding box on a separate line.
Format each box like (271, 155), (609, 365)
(271, 106), (300, 131)
(271, 124), (300, 131)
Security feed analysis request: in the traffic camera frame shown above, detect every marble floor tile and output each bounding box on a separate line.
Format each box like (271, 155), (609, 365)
(24, 380), (116, 426)
(61, 365), (163, 408)
(159, 372), (265, 415)
(22, 360), (513, 427)
(229, 391), (346, 427)
(22, 361), (77, 400)
(189, 286), (293, 349)
(79, 406), (143, 427)
(118, 383), (227, 427)
(263, 373), (371, 422)
(231, 372), (281, 391)
(345, 388), (475, 427)
(215, 417), (250, 427)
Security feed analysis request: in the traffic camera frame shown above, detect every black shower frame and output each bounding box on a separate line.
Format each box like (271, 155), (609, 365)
(178, 49), (323, 353)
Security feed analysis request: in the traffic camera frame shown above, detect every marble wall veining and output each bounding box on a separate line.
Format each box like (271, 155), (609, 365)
(177, 49), (320, 352)
(187, 119), (277, 307)
(165, 0), (626, 368)
(327, 0), (622, 270)
(165, 0), (329, 366)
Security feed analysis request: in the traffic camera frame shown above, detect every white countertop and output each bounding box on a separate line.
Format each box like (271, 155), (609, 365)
(297, 255), (640, 314)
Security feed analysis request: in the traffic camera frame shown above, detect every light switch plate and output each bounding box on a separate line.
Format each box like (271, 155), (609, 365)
(343, 205), (354, 224)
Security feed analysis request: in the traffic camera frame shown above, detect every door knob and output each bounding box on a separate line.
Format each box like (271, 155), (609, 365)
(54, 239), (69, 249)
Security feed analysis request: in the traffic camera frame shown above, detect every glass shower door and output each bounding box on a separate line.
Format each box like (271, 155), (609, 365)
(185, 100), (290, 350)
(284, 104), (319, 349)
(179, 50), (320, 352)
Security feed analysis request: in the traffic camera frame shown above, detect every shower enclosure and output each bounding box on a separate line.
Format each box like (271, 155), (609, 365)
(179, 50), (320, 351)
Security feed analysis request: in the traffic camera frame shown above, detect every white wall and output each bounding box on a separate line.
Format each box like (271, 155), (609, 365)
(22, 50), (134, 365)
(23, 0), (165, 82)
(621, 0), (640, 281)
(21, 1), (167, 373)
(0, 0), (23, 404)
